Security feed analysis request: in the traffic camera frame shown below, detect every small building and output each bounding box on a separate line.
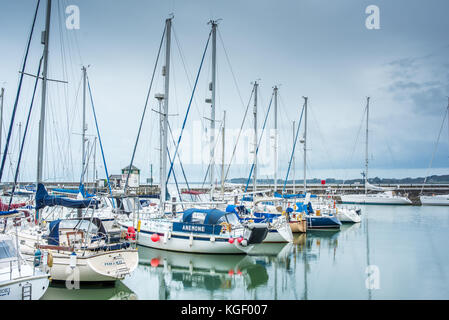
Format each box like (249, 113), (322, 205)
(108, 174), (122, 188)
(121, 165), (140, 188)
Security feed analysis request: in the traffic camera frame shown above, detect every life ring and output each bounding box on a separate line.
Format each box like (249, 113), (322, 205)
(220, 222), (231, 233)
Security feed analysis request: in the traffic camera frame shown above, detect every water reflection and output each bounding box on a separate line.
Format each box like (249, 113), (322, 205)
(137, 246), (271, 297)
(41, 280), (137, 300)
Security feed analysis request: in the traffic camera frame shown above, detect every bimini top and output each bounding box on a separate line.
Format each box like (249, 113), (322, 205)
(182, 208), (230, 225)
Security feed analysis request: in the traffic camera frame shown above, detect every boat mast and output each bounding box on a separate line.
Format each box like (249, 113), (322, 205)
(253, 81), (258, 193)
(0, 87), (4, 155)
(160, 17), (172, 214)
(81, 66), (87, 186)
(209, 20), (217, 199)
(36, 0), (51, 224)
(303, 96), (308, 194)
(273, 86), (278, 192)
(365, 97), (370, 195)
(221, 110), (226, 195)
(292, 120), (295, 194)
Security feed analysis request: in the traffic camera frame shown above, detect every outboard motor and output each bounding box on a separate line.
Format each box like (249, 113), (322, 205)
(244, 223), (269, 245)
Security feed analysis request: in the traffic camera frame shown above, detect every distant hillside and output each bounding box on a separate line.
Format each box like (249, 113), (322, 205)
(229, 174), (449, 185)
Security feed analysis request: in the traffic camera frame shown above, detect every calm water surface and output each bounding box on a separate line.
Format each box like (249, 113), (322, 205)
(41, 205), (449, 300)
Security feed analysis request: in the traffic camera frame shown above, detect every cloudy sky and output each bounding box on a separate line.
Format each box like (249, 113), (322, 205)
(0, 0), (448, 184)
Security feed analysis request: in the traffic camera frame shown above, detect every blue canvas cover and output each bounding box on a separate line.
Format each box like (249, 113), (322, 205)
(35, 183), (99, 210)
(46, 219), (61, 245)
(182, 208), (230, 225)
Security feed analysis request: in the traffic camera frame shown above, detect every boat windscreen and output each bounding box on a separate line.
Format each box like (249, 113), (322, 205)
(225, 213), (240, 226)
(0, 239), (18, 260)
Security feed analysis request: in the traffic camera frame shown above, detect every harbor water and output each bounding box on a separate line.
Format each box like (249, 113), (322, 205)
(41, 205), (449, 300)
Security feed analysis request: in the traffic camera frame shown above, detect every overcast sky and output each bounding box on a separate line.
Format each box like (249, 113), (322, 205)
(0, 0), (448, 184)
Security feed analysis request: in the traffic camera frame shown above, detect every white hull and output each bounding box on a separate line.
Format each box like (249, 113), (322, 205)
(135, 229), (251, 254)
(15, 228), (138, 282)
(420, 195), (449, 206)
(0, 272), (49, 300)
(340, 194), (412, 205)
(336, 208), (361, 223)
(48, 249), (138, 282)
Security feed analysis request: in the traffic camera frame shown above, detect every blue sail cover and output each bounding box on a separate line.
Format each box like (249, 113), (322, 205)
(274, 192), (317, 199)
(0, 210), (20, 217)
(52, 184), (95, 198)
(35, 183), (98, 210)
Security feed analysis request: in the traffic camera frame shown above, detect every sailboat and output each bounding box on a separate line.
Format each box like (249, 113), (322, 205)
(7, 0), (139, 282)
(340, 97), (412, 205)
(1, 209), (50, 300)
(419, 99), (449, 206)
(119, 18), (269, 253)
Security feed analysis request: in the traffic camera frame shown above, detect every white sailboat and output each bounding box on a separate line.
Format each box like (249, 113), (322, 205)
(340, 97), (412, 205)
(419, 98), (449, 206)
(0, 232), (49, 300)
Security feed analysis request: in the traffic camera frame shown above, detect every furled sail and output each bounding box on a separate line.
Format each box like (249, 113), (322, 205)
(35, 183), (98, 210)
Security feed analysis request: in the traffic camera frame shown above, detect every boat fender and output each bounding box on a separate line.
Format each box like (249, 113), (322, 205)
(189, 234), (193, 247)
(237, 236), (243, 243)
(240, 239), (248, 247)
(70, 252), (77, 269)
(163, 232), (168, 244)
(126, 227), (136, 240)
(228, 237), (235, 244)
(151, 233), (160, 242)
(47, 252), (53, 267)
(34, 249), (42, 267)
(210, 236), (215, 242)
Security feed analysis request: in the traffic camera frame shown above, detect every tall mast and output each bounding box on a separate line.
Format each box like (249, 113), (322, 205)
(253, 81), (258, 192)
(209, 20), (218, 198)
(292, 120), (295, 194)
(160, 17), (172, 214)
(365, 97), (370, 195)
(18, 122), (22, 183)
(273, 86), (278, 192)
(0, 87), (4, 156)
(81, 65), (87, 186)
(221, 110), (226, 195)
(36, 0), (51, 188)
(36, 0), (51, 224)
(303, 96), (308, 194)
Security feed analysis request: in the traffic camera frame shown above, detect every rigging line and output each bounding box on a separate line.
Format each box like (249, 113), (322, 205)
(244, 92), (275, 192)
(167, 120), (190, 191)
(124, 24), (166, 193)
(217, 29), (245, 109)
(282, 101), (306, 194)
(166, 146), (183, 210)
(223, 86), (255, 182)
(166, 30), (212, 186)
(8, 56), (43, 210)
(172, 26), (204, 129)
(339, 105), (367, 191)
(200, 119), (224, 189)
(0, 0), (40, 183)
(420, 106), (448, 195)
(87, 78), (114, 207)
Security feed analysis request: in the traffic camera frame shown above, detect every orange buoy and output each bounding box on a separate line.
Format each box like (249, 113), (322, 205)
(151, 233), (160, 242)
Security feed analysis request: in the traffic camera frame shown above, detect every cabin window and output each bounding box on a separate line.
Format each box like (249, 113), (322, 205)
(190, 212), (206, 224)
(225, 213), (240, 225)
(0, 239), (17, 260)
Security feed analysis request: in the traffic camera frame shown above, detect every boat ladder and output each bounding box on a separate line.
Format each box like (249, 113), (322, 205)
(113, 254), (130, 278)
(22, 283), (32, 300)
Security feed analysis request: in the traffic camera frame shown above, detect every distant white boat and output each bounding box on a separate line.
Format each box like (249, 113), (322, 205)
(339, 97), (412, 206)
(340, 191), (412, 205)
(419, 99), (449, 206)
(420, 194), (449, 206)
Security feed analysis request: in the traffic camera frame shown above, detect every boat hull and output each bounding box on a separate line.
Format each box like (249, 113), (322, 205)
(420, 195), (449, 206)
(340, 194), (412, 205)
(0, 264), (49, 300)
(306, 216), (341, 230)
